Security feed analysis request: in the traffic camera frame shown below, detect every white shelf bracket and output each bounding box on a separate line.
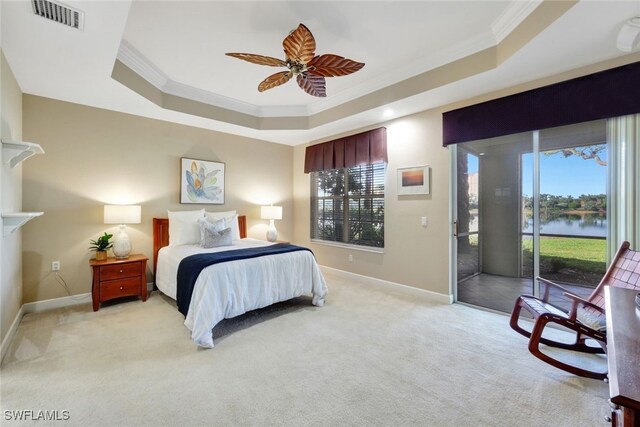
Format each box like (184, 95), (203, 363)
(2, 139), (45, 168)
(2, 212), (44, 236)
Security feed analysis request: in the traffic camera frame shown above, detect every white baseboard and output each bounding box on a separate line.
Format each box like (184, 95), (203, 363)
(2, 282), (154, 362)
(21, 282), (154, 314)
(320, 266), (453, 304)
(22, 293), (92, 314)
(1, 306), (24, 363)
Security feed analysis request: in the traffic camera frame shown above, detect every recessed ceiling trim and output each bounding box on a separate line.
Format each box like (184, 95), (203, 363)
(112, 0), (577, 135)
(492, 0), (543, 42)
(118, 26), (507, 120)
(305, 29), (499, 116)
(163, 80), (262, 117)
(118, 40), (310, 118)
(117, 41), (168, 90)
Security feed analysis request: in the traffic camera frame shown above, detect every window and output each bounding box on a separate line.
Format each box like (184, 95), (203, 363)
(311, 162), (385, 248)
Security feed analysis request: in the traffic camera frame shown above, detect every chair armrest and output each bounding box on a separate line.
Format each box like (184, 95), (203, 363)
(536, 276), (573, 302)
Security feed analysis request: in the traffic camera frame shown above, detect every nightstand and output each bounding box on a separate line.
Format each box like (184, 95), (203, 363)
(90, 254), (148, 311)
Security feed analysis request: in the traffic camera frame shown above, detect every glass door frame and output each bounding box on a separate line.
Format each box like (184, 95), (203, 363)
(531, 131), (541, 297)
(449, 132), (542, 302)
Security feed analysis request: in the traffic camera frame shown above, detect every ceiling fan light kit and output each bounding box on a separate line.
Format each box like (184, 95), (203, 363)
(226, 23), (365, 97)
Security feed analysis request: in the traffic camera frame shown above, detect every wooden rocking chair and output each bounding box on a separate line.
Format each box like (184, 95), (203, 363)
(510, 241), (640, 380)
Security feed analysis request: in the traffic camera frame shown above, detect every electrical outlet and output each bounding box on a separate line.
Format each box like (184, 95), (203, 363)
(348, 254), (353, 262)
(52, 261), (61, 271)
(421, 216), (428, 227)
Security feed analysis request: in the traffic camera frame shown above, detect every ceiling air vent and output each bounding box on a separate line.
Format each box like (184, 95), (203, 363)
(31, 0), (84, 30)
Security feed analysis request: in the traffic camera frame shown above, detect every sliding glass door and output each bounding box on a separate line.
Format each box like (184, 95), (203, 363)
(456, 148), (480, 283)
(455, 120), (608, 312)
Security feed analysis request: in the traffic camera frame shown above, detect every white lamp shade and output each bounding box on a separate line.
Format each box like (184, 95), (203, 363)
(104, 205), (141, 224)
(260, 206), (283, 220)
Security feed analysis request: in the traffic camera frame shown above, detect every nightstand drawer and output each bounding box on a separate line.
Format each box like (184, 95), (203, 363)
(90, 254), (148, 311)
(100, 277), (141, 300)
(100, 263), (140, 280)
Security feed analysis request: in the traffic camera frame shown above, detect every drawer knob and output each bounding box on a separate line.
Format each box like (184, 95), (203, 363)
(119, 269), (123, 273)
(119, 286), (124, 290)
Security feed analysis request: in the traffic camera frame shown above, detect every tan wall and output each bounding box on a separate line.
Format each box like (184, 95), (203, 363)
(20, 53), (640, 304)
(293, 53), (640, 297)
(294, 114), (451, 295)
(22, 96), (293, 303)
(1, 51), (24, 342)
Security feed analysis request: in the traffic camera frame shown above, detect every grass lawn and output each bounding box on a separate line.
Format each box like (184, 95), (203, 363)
(522, 236), (606, 273)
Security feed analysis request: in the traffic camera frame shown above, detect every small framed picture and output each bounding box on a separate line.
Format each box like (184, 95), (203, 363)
(180, 158), (225, 204)
(397, 166), (430, 196)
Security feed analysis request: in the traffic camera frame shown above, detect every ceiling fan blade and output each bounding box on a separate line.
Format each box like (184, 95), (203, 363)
(258, 71), (293, 92)
(226, 53), (287, 67)
(296, 73), (326, 97)
(283, 23), (316, 64)
(308, 54), (365, 77)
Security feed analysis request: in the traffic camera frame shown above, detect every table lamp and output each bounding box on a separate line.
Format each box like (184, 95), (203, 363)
(260, 205), (282, 242)
(104, 205), (141, 258)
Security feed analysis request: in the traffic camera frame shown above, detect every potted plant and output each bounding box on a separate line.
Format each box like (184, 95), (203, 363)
(89, 232), (113, 261)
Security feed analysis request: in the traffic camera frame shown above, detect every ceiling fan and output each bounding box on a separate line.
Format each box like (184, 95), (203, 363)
(226, 23), (365, 98)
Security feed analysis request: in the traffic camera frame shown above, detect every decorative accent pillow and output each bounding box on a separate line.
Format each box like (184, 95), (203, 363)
(201, 226), (233, 248)
(198, 217), (226, 244)
(206, 210), (241, 240)
(168, 209), (205, 246)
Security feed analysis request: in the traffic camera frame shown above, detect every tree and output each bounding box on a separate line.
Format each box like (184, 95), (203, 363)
(543, 145), (606, 166)
(457, 153), (472, 252)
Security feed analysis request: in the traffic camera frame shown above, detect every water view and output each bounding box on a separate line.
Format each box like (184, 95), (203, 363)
(522, 213), (607, 237)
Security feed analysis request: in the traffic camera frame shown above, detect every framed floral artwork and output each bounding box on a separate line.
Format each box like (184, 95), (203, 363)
(397, 166), (430, 196)
(180, 158), (225, 204)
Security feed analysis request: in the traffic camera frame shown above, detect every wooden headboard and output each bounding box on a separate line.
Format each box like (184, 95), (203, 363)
(153, 215), (247, 276)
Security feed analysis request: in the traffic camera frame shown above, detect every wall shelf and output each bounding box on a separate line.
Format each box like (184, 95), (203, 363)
(2, 212), (44, 236)
(2, 139), (44, 168)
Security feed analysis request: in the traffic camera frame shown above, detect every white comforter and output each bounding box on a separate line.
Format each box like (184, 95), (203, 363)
(155, 239), (327, 348)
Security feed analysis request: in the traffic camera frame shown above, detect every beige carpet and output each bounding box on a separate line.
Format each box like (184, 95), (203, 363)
(1, 272), (609, 426)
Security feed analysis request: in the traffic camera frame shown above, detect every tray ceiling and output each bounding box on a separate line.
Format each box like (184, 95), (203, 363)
(2, 1), (639, 145)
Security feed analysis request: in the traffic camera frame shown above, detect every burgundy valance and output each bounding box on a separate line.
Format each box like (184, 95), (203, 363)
(442, 61), (640, 146)
(304, 127), (387, 173)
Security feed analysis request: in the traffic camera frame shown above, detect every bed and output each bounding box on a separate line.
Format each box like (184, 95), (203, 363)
(153, 215), (327, 348)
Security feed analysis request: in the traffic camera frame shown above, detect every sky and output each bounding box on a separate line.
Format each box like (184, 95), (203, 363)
(466, 148), (607, 198)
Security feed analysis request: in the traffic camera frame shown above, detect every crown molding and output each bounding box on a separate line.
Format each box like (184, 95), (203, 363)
(306, 29), (498, 116)
(113, 0), (551, 129)
(117, 23), (514, 120)
(492, 0), (543, 42)
(117, 40), (168, 89)
(163, 80), (263, 117)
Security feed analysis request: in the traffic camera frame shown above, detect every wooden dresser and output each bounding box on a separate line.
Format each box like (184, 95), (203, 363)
(605, 286), (640, 427)
(90, 254), (148, 311)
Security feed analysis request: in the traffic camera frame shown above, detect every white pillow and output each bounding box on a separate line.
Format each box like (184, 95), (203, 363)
(225, 214), (241, 241)
(206, 210), (240, 241)
(205, 210), (236, 222)
(168, 209), (205, 246)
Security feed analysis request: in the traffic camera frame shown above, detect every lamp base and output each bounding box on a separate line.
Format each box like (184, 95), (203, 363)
(112, 225), (132, 259)
(266, 220), (278, 242)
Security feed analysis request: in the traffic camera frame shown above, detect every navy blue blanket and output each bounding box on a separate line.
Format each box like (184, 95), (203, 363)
(176, 243), (312, 316)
